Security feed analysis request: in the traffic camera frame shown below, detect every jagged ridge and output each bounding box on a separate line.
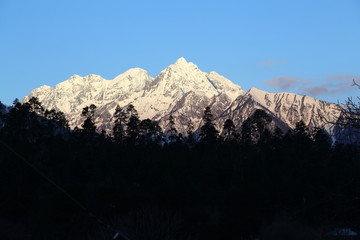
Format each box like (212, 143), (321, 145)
(23, 58), (344, 137)
(23, 58), (245, 132)
(218, 88), (341, 135)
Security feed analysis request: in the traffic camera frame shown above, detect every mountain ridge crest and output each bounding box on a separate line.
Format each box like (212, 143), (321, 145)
(23, 58), (340, 137)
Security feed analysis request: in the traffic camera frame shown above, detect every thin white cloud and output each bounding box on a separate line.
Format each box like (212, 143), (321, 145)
(264, 76), (304, 91)
(264, 74), (359, 97)
(302, 86), (334, 96)
(301, 75), (360, 96)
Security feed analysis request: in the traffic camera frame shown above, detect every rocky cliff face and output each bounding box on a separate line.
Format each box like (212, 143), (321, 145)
(23, 57), (246, 133)
(218, 88), (341, 134)
(23, 58), (345, 137)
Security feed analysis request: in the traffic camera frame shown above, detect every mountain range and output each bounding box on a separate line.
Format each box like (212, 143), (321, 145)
(23, 57), (342, 136)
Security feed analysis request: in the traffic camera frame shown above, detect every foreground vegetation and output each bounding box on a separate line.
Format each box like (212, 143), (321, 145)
(0, 98), (359, 240)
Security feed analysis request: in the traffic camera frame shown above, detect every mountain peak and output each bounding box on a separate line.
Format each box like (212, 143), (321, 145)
(119, 67), (149, 76)
(174, 57), (189, 65)
(113, 68), (151, 81)
(70, 74), (82, 79)
(24, 58), (247, 133)
(248, 87), (267, 95)
(164, 57), (199, 73)
(171, 57), (198, 69)
(22, 59), (342, 141)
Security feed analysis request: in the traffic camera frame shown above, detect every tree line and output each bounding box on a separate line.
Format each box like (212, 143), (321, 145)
(0, 97), (359, 240)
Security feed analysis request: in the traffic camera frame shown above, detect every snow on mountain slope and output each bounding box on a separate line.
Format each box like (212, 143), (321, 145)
(23, 57), (245, 132)
(218, 88), (341, 134)
(23, 58), (343, 136)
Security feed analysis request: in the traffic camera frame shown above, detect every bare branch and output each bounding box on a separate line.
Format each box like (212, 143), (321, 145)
(352, 79), (360, 88)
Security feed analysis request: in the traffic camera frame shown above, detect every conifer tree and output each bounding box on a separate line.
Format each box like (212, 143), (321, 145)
(0, 101), (5, 121)
(81, 104), (97, 134)
(166, 115), (178, 143)
(13, 98), (20, 106)
(294, 120), (309, 136)
(139, 119), (162, 144)
(241, 117), (254, 144)
(4, 98), (48, 141)
(199, 106), (218, 143)
(126, 104), (140, 143)
(187, 119), (194, 136)
(271, 126), (284, 147)
(4, 101), (26, 134)
(185, 118), (195, 145)
(113, 105), (127, 143)
(273, 126), (284, 140)
(222, 119), (238, 142)
(25, 97), (45, 116)
(313, 128), (331, 150)
(241, 109), (272, 144)
(293, 120), (312, 147)
(44, 109), (69, 128)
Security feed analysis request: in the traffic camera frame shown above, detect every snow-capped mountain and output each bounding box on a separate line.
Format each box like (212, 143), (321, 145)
(23, 57), (246, 132)
(23, 57), (345, 137)
(218, 88), (341, 134)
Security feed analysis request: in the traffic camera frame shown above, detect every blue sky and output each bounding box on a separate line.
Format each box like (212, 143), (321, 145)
(0, 0), (359, 105)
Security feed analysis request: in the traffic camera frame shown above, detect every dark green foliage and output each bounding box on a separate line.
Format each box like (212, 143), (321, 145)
(222, 119), (238, 142)
(81, 104), (97, 133)
(139, 118), (163, 144)
(273, 126), (284, 139)
(295, 120), (310, 137)
(241, 109), (272, 144)
(26, 96), (45, 115)
(0, 101), (5, 114)
(313, 128), (331, 150)
(81, 104), (97, 119)
(166, 115), (178, 142)
(0, 102), (5, 128)
(12, 98), (20, 105)
(125, 104), (140, 143)
(2, 97), (68, 142)
(44, 109), (69, 128)
(113, 105), (127, 143)
(199, 106), (219, 143)
(0, 100), (360, 240)
(185, 119), (195, 145)
(81, 118), (96, 133)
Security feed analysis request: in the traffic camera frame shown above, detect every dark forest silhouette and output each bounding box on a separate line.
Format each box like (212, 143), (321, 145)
(0, 97), (359, 240)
